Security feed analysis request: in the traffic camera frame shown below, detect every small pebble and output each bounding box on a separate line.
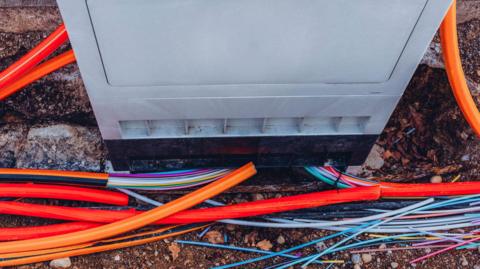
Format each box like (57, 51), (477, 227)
(461, 256), (468, 266)
(49, 257), (72, 269)
(351, 254), (361, 264)
(114, 255), (121, 261)
(353, 264), (361, 269)
(361, 253), (372, 263)
(379, 243), (387, 250)
(430, 175), (442, 183)
(391, 262), (399, 269)
(276, 235), (286, 244)
(252, 193), (264, 201)
(473, 265), (480, 269)
(315, 242), (327, 252)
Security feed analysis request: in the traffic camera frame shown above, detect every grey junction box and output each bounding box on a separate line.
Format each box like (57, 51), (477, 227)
(57, 0), (452, 170)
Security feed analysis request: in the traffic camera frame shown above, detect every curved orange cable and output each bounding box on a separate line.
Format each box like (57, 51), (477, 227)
(0, 24), (68, 89)
(0, 226), (202, 267)
(0, 50), (76, 100)
(0, 163), (256, 254)
(0, 225), (180, 259)
(440, 0), (480, 136)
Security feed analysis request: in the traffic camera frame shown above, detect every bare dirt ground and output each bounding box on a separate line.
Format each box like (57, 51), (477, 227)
(2, 2), (480, 268)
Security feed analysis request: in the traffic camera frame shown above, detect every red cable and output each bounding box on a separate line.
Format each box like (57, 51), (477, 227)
(3, 180), (480, 225)
(0, 187), (381, 224)
(0, 222), (100, 241)
(379, 181), (480, 197)
(0, 184), (128, 205)
(0, 24), (68, 89)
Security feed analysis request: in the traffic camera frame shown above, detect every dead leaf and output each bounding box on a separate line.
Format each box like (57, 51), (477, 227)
(168, 242), (181, 261)
(256, 240), (273, 251)
(383, 150), (394, 160)
(205, 231), (224, 244)
(244, 231), (258, 246)
(432, 165), (461, 175)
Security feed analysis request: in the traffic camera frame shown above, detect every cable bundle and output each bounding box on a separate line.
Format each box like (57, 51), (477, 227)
(107, 168), (233, 190)
(0, 24), (75, 100)
(0, 168), (233, 190)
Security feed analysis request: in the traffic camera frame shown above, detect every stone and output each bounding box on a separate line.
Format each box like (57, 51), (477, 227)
(430, 175), (442, 183)
(361, 253), (372, 263)
(15, 124), (104, 171)
(49, 257), (72, 269)
(363, 144), (385, 170)
(276, 235), (286, 244)
(351, 254), (361, 264)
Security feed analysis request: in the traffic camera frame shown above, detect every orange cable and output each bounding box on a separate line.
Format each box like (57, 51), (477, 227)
(0, 50), (76, 100)
(440, 0), (480, 136)
(0, 163), (256, 254)
(0, 226), (203, 267)
(0, 225), (181, 259)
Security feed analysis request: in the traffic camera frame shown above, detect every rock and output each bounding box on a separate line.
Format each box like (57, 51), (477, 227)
(420, 41), (444, 69)
(276, 235), (286, 244)
(461, 256), (468, 266)
(473, 265), (480, 269)
(363, 144), (385, 170)
(0, 7), (61, 33)
(252, 193), (264, 201)
(0, 124), (27, 167)
(353, 264), (361, 269)
(351, 254), (361, 264)
(430, 175), (443, 183)
(315, 242), (326, 252)
(391, 262), (399, 269)
(379, 243), (387, 250)
(256, 240), (273, 251)
(15, 124), (105, 171)
(49, 257), (72, 269)
(113, 255), (121, 261)
(361, 253), (372, 264)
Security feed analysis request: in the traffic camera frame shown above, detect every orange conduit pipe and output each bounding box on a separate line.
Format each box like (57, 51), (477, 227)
(440, 0), (480, 137)
(0, 186), (381, 224)
(0, 24), (68, 89)
(0, 222), (100, 241)
(0, 183), (128, 205)
(0, 50), (76, 100)
(0, 163), (256, 254)
(0, 226), (203, 267)
(0, 225), (181, 259)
